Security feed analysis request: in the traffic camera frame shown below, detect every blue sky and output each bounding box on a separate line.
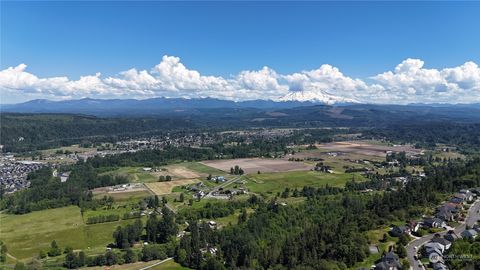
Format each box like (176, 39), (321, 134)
(1, 1), (480, 104)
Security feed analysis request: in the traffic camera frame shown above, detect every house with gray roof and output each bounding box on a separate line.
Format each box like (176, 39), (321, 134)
(374, 251), (402, 270)
(461, 229), (478, 239)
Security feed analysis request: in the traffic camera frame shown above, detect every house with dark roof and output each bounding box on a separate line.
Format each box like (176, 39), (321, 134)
(461, 229), (478, 239)
(389, 226), (410, 237)
(453, 192), (467, 202)
(431, 237), (451, 250)
(444, 231), (460, 242)
(435, 208), (455, 221)
(449, 197), (464, 205)
(374, 251), (402, 270)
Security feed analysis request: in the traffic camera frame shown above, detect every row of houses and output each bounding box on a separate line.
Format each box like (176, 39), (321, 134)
(421, 188), (479, 270)
(426, 189), (477, 228)
(423, 234), (452, 270)
(389, 189), (477, 235)
(420, 225), (479, 270)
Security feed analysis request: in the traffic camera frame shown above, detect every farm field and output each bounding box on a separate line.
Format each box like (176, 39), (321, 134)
(0, 206), (138, 260)
(92, 188), (152, 200)
(146, 179), (200, 195)
(200, 158), (312, 174)
(293, 150), (383, 170)
(100, 167), (157, 183)
(175, 161), (226, 176)
(101, 162), (216, 184)
(315, 141), (423, 157)
(245, 170), (363, 195)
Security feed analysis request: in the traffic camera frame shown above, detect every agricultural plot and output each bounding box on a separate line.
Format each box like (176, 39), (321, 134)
(100, 167), (157, 183)
(103, 163), (214, 184)
(146, 179), (200, 195)
(245, 170), (363, 195)
(92, 184), (151, 200)
(175, 162), (226, 176)
(316, 141), (423, 157)
(152, 165), (200, 179)
(200, 158), (312, 174)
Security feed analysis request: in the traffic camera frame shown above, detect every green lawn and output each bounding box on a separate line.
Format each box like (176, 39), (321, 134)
(245, 170), (362, 195)
(0, 206), (141, 260)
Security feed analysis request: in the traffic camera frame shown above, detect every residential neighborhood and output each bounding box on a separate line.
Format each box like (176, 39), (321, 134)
(405, 188), (480, 270)
(0, 154), (44, 194)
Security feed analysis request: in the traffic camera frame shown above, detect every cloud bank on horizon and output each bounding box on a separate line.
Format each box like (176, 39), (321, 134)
(1, 55), (479, 104)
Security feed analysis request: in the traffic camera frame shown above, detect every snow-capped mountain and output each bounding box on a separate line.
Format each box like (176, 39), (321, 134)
(278, 91), (359, 105)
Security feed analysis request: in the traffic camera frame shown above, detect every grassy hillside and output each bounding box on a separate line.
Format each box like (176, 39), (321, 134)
(0, 206), (138, 260)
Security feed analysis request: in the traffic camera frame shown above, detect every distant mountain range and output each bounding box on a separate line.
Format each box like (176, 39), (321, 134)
(0, 97), (347, 116)
(1, 97), (480, 119)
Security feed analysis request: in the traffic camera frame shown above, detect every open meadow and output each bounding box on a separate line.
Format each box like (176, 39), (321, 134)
(245, 170), (363, 195)
(0, 206), (140, 260)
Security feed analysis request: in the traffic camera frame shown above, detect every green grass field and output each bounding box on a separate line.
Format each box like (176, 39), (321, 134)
(245, 170), (363, 195)
(99, 167), (157, 183)
(93, 189), (152, 201)
(179, 162), (226, 175)
(0, 206), (140, 260)
(0, 206), (86, 260)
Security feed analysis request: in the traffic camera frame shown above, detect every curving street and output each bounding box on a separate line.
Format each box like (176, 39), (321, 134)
(406, 199), (480, 270)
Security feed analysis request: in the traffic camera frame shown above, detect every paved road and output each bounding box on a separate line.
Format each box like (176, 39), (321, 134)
(406, 199), (480, 270)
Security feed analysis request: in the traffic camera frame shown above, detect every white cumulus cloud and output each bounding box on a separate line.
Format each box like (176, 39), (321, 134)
(1, 55), (479, 104)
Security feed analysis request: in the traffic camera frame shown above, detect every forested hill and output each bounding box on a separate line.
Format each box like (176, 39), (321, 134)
(2, 103), (480, 152)
(0, 114), (196, 152)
